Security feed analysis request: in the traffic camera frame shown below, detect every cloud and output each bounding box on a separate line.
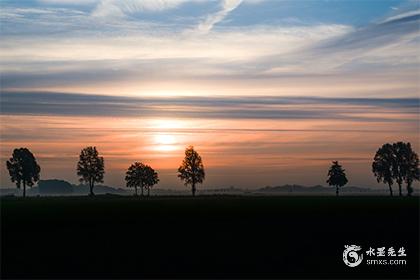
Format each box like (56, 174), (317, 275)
(246, 9), (420, 76)
(0, 2), (418, 99)
(38, 0), (100, 4)
(91, 0), (201, 18)
(1, 91), (417, 122)
(0, 24), (354, 91)
(196, 0), (243, 33)
(380, 9), (420, 23)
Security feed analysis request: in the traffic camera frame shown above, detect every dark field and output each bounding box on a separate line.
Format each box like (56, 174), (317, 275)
(1, 195), (419, 279)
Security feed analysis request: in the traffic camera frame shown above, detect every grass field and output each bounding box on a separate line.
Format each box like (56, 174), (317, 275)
(1, 195), (419, 279)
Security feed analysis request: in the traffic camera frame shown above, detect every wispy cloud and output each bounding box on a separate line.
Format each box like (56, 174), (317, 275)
(0, 1), (418, 99)
(38, 0), (99, 4)
(1, 91), (418, 123)
(196, 0), (242, 33)
(380, 9), (420, 23)
(92, 0), (180, 17)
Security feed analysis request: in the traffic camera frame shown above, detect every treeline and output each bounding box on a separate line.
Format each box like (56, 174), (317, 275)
(6, 146), (204, 198)
(5, 142), (419, 198)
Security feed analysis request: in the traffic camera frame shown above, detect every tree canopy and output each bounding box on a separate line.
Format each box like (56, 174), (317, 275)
(394, 142), (419, 196)
(77, 146), (104, 196)
(372, 143), (395, 196)
(6, 148), (41, 197)
(178, 146), (205, 196)
(372, 142), (419, 196)
(326, 161), (348, 196)
(125, 162), (159, 196)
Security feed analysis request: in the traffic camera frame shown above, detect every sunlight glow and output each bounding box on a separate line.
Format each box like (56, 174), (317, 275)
(155, 134), (175, 145)
(153, 133), (178, 152)
(148, 119), (186, 130)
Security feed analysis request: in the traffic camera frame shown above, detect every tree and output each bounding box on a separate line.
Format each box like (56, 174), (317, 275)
(125, 162), (159, 196)
(126, 162), (145, 196)
(392, 142), (406, 196)
(144, 165), (159, 197)
(178, 146), (205, 197)
(373, 142), (419, 196)
(372, 143), (395, 196)
(6, 148), (41, 198)
(326, 161), (348, 196)
(399, 142), (419, 196)
(77, 146), (104, 196)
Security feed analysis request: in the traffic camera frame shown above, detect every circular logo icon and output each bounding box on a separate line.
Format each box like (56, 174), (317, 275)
(343, 245), (363, 267)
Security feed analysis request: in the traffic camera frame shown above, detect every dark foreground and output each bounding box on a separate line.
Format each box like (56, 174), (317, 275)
(1, 195), (419, 279)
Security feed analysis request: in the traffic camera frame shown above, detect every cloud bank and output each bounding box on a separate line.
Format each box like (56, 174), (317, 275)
(0, 2), (418, 98)
(1, 91), (418, 123)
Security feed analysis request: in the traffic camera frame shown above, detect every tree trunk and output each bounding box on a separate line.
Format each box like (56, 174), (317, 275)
(148, 188), (150, 197)
(336, 186), (339, 197)
(192, 183), (196, 197)
(407, 183), (413, 197)
(23, 182), (26, 198)
(398, 183), (402, 196)
(89, 181), (94, 196)
(388, 183), (393, 197)
(141, 186), (144, 196)
(135, 186), (138, 196)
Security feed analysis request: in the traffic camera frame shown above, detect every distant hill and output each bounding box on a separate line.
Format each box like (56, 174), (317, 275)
(256, 184), (375, 193)
(200, 186), (249, 195)
(0, 181), (130, 197)
(39, 179), (73, 194)
(1, 183), (399, 197)
(72, 184), (128, 195)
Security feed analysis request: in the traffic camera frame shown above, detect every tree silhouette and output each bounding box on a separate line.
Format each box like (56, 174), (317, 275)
(178, 146), (205, 197)
(145, 165), (159, 197)
(126, 162), (145, 196)
(392, 142), (406, 196)
(77, 146), (104, 196)
(125, 162), (159, 196)
(6, 148), (41, 198)
(398, 142), (419, 196)
(373, 142), (419, 196)
(326, 161), (348, 196)
(372, 143), (395, 196)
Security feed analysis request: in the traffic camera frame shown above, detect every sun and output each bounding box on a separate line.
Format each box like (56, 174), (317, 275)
(153, 134), (177, 152)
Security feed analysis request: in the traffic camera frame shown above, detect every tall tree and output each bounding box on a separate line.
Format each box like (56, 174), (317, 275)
(6, 148), (41, 198)
(126, 162), (144, 196)
(326, 161), (348, 196)
(178, 146), (205, 197)
(372, 143), (395, 196)
(144, 165), (159, 197)
(77, 146), (104, 196)
(399, 142), (419, 196)
(125, 162), (159, 196)
(392, 142), (406, 196)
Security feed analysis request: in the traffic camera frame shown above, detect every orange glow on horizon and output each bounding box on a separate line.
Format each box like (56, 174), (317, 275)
(1, 111), (418, 189)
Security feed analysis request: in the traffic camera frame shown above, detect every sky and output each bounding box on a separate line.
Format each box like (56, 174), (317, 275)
(0, 0), (419, 189)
